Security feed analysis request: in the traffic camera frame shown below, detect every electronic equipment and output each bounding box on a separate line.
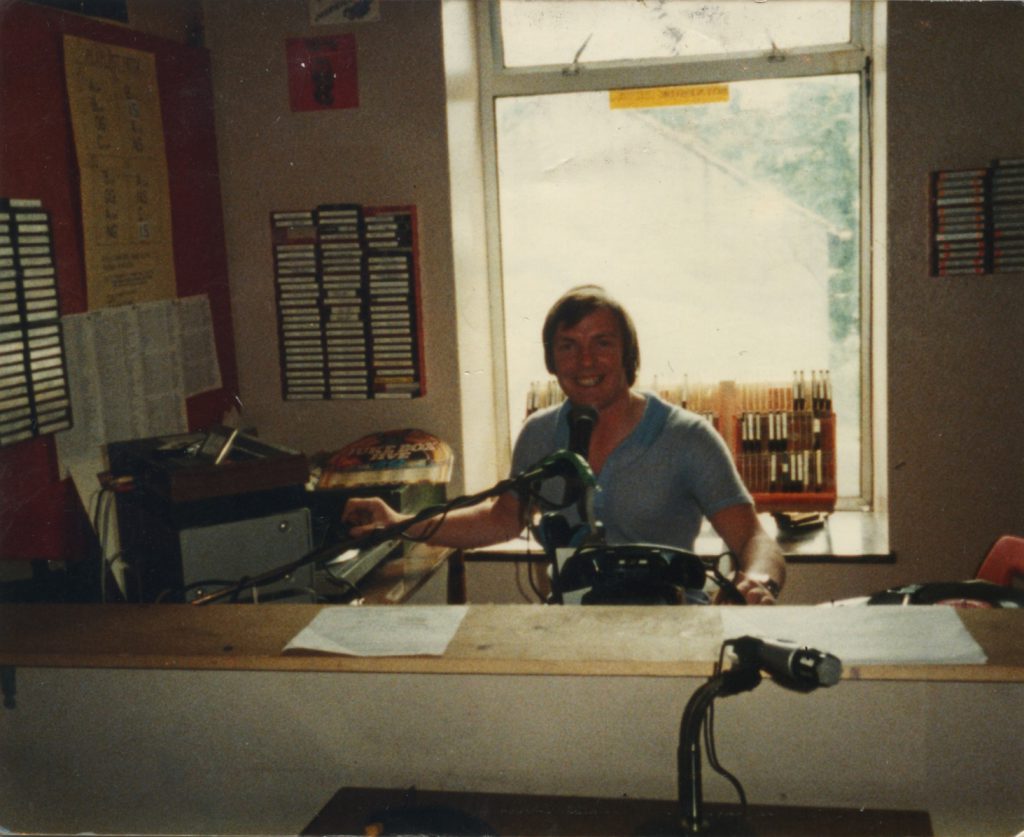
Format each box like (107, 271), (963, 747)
(108, 427), (308, 504)
(178, 508), (314, 603)
(108, 429), (312, 603)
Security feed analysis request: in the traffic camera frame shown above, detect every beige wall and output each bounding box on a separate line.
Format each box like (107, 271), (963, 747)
(202, 0), (467, 488)
(3, 666), (1022, 835)
(886, 1), (1024, 577)
(126, 0), (203, 44)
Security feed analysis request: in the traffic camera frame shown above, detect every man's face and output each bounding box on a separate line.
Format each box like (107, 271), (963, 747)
(551, 307), (631, 411)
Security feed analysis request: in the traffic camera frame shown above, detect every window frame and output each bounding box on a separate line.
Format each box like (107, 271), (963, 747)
(474, 0), (877, 510)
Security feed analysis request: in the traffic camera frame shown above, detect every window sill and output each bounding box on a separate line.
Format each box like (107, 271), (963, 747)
(468, 510), (892, 566)
(696, 510), (892, 564)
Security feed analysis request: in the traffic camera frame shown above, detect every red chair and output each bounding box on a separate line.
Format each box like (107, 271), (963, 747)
(975, 535), (1024, 587)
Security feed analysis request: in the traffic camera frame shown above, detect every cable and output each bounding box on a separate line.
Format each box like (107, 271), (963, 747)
(401, 505), (451, 544)
(702, 643), (748, 808)
(526, 559), (545, 601)
(704, 700), (747, 808)
(707, 552), (748, 605)
(322, 571), (364, 602)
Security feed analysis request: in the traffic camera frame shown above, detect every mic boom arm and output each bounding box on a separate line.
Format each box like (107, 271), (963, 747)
(678, 635), (842, 833)
(190, 450), (597, 606)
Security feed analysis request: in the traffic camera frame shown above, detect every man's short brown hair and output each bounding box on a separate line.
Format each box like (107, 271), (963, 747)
(542, 285), (640, 386)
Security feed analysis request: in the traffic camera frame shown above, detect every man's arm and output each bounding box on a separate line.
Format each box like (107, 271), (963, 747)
(343, 490), (526, 550)
(707, 503), (786, 605)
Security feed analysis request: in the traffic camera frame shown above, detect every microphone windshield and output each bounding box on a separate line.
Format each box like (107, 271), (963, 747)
(568, 404), (598, 459)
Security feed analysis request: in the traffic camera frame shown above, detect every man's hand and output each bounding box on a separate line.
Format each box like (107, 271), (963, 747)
(732, 571), (781, 605)
(708, 504), (786, 606)
(342, 496), (406, 537)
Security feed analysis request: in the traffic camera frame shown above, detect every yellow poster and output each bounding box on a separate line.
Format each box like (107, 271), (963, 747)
(63, 35), (176, 310)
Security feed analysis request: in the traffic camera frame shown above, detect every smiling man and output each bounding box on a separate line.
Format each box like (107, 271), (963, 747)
(345, 285), (785, 604)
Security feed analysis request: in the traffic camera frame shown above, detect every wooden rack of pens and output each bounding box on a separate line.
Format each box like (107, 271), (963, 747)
(525, 370), (836, 514)
(730, 371), (836, 514)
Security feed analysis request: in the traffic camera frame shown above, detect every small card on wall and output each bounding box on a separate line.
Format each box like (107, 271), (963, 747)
(286, 35), (358, 112)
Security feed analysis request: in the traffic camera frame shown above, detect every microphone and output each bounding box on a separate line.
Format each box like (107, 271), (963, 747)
(564, 404), (598, 514)
(568, 404), (598, 460)
(731, 636), (842, 691)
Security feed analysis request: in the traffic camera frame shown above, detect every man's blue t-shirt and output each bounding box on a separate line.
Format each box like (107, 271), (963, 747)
(510, 392), (751, 551)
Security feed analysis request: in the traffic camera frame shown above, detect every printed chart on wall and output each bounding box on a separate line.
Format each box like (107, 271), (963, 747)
(63, 35), (176, 310)
(271, 204), (424, 400)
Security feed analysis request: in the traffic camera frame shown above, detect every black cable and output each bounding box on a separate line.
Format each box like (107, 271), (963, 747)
(520, 529), (546, 602)
(91, 486), (116, 602)
(704, 700), (747, 808)
(321, 570), (364, 601)
(525, 559), (545, 601)
(703, 643), (748, 808)
(191, 473), (533, 606)
(400, 505), (450, 543)
(707, 552), (747, 605)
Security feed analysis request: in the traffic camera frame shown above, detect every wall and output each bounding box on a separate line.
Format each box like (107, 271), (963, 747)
(126, 0), (203, 45)
(886, 1), (1024, 577)
(1, 666), (1020, 835)
(202, 0), (467, 489)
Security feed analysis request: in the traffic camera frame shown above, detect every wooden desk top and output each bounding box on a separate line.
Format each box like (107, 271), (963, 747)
(1, 603), (1022, 682)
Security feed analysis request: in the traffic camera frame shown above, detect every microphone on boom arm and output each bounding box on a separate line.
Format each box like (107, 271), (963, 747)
(517, 403), (599, 526)
(568, 403), (598, 460)
(514, 449), (596, 515)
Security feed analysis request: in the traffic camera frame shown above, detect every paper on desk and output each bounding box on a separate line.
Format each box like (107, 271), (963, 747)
(719, 606), (987, 665)
(284, 605), (469, 657)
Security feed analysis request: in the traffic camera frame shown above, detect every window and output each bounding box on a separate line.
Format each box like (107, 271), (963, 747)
(476, 0), (876, 507)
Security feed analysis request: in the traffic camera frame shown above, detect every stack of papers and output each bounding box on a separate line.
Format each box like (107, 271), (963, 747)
(719, 606), (988, 665)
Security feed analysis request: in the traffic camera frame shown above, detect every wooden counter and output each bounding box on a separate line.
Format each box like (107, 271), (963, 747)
(1, 603), (1021, 682)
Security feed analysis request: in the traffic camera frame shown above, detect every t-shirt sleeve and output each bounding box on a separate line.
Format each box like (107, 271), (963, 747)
(684, 419), (753, 517)
(510, 407), (559, 475)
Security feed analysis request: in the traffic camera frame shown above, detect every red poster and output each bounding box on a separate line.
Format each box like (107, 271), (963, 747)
(286, 35), (358, 112)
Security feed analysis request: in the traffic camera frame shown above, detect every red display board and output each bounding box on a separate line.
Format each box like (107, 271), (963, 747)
(0, 1), (238, 561)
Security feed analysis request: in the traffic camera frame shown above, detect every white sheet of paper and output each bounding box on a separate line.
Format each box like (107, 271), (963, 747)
(719, 605), (988, 665)
(177, 294), (222, 397)
(285, 605), (469, 657)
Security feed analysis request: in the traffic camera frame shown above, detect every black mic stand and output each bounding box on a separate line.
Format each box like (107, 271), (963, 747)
(191, 451), (595, 606)
(677, 655), (761, 834)
(677, 638), (842, 834)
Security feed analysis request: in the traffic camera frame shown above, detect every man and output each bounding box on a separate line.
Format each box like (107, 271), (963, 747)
(344, 285), (785, 604)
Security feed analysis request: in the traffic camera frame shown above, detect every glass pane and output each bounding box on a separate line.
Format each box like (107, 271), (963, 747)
(496, 75), (861, 497)
(499, 0), (851, 67)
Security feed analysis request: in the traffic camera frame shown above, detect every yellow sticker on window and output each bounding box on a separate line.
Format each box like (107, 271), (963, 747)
(609, 84), (729, 109)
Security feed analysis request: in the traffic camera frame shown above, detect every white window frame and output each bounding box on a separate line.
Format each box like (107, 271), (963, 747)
(465, 0), (883, 511)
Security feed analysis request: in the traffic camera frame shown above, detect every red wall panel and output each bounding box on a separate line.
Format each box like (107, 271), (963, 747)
(0, 1), (237, 560)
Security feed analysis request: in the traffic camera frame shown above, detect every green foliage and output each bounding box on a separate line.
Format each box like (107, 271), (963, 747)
(651, 75), (862, 343)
